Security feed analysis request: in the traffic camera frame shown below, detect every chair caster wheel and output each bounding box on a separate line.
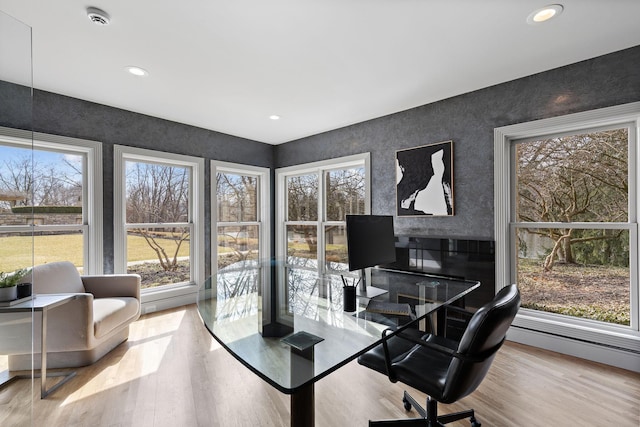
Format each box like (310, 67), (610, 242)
(402, 397), (412, 411)
(470, 416), (481, 427)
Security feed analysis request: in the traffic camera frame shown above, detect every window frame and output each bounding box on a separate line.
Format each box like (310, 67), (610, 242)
(276, 153), (371, 274)
(494, 102), (640, 356)
(0, 126), (103, 274)
(114, 145), (204, 294)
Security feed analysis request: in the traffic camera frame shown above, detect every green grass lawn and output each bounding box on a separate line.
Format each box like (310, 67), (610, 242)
(0, 234), (191, 272)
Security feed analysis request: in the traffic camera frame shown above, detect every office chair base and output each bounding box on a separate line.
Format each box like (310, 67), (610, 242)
(369, 392), (481, 427)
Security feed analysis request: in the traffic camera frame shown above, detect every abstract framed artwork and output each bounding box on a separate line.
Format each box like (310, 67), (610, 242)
(396, 140), (454, 216)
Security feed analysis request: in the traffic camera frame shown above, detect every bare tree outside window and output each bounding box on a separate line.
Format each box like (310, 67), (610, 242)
(125, 161), (190, 287)
(0, 145), (84, 272)
(287, 174), (319, 258)
(325, 167), (365, 269)
(216, 173), (259, 269)
(287, 174), (318, 222)
(0, 149), (82, 210)
(325, 167), (365, 221)
(515, 128), (630, 325)
(217, 173), (257, 222)
(285, 166), (366, 271)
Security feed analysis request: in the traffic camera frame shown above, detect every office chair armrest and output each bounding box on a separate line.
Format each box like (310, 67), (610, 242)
(378, 327), (433, 382)
(381, 328), (397, 382)
(410, 336), (507, 363)
(383, 328), (507, 364)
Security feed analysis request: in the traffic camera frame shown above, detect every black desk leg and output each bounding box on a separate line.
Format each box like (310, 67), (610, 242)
(291, 382), (314, 427)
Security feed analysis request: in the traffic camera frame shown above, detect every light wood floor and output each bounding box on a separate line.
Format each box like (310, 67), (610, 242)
(1, 304), (639, 427)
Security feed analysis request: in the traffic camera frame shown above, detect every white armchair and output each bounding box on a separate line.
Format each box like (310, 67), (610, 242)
(6, 261), (141, 370)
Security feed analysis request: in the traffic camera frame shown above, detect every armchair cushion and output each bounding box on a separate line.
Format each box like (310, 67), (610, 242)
(93, 297), (139, 339)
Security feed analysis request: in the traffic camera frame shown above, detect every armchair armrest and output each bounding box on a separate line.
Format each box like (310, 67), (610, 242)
(46, 293), (95, 351)
(82, 274), (141, 300)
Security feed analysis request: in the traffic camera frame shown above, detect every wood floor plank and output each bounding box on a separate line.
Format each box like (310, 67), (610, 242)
(1, 304), (638, 426)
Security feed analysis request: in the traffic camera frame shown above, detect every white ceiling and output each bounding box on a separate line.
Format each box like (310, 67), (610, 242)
(1, 1), (639, 145)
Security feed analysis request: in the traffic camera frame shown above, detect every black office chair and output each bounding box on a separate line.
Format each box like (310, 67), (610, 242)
(358, 284), (520, 427)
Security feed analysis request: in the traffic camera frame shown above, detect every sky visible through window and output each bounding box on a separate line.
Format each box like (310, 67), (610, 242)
(0, 145), (81, 177)
(0, 144), (82, 209)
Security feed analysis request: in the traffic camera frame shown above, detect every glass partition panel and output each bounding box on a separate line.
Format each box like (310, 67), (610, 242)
(0, 9), (33, 424)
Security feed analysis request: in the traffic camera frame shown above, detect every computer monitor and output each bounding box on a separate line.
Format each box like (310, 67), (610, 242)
(346, 214), (396, 297)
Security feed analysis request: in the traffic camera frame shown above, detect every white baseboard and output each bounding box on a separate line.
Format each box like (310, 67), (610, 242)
(508, 326), (640, 373)
(141, 284), (198, 315)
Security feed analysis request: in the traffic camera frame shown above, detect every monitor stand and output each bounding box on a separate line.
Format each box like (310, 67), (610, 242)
(356, 268), (388, 299)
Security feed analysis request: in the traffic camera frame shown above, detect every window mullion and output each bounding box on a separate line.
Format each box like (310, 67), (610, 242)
(125, 222), (190, 228)
(318, 170), (326, 274)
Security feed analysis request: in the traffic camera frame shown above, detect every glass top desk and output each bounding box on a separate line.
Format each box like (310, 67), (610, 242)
(197, 261), (479, 427)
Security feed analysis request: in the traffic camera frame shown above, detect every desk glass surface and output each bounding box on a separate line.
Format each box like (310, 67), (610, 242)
(197, 262), (479, 394)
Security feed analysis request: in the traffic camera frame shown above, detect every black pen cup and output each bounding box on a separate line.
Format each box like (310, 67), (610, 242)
(17, 282), (32, 299)
(343, 286), (357, 312)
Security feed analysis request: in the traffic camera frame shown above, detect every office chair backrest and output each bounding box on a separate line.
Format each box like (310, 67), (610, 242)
(442, 284), (520, 402)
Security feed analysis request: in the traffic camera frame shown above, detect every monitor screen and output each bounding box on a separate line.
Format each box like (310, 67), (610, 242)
(346, 215), (396, 271)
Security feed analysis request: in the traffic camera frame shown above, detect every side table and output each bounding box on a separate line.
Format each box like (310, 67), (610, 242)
(0, 294), (78, 398)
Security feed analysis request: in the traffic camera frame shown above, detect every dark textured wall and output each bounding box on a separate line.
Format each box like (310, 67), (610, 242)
(29, 90), (274, 166)
(275, 45), (640, 239)
(0, 81), (32, 130)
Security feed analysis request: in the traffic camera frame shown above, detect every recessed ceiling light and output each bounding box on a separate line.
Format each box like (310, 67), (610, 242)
(527, 4), (563, 24)
(269, 115), (281, 120)
(126, 66), (149, 77)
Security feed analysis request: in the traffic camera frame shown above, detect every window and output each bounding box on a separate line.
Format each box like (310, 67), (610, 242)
(495, 103), (640, 357)
(276, 154), (369, 285)
(114, 146), (204, 291)
(0, 127), (102, 274)
(210, 161), (269, 320)
(514, 128), (630, 326)
(212, 161), (270, 273)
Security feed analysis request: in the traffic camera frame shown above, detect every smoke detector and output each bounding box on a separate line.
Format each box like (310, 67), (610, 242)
(87, 7), (110, 25)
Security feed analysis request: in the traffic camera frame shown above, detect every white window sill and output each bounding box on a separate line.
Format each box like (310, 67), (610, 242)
(513, 309), (640, 352)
